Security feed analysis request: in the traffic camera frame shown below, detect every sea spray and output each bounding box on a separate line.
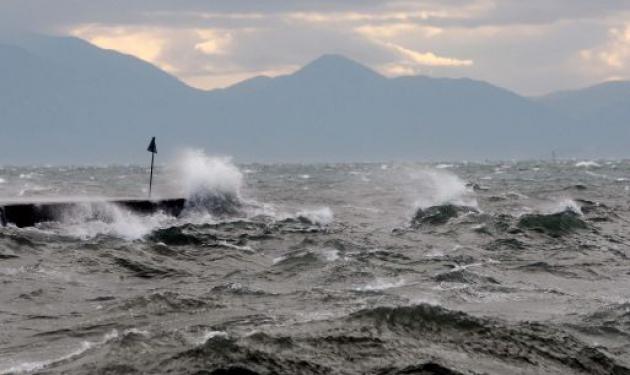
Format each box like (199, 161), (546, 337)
(543, 198), (583, 216)
(296, 207), (334, 226)
(394, 168), (479, 226)
(175, 150), (245, 217)
(408, 169), (478, 210)
(57, 201), (173, 240)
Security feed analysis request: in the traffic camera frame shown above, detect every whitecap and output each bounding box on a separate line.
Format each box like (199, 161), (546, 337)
(575, 161), (601, 168)
(218, 241), (254, 252)
(354, 278), (406, 291)
(191, 330), (229, 345)
(435, 164), (453, 169)
(320, 248), (340, 262)
(543, 198), (583, 215)
(296, 207), (334, 225)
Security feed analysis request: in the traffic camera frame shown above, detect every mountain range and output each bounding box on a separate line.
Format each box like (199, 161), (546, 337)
(1, 34), (628, 164)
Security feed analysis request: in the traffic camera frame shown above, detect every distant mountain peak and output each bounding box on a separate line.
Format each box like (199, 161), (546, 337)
(294, 54), (383, 81)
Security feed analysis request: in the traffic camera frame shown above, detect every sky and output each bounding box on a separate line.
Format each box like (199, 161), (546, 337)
(1, 0), (630, 95)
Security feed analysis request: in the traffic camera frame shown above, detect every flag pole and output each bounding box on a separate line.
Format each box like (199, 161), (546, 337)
(147, 137), (157, 199)
(149, 152), (155, 198)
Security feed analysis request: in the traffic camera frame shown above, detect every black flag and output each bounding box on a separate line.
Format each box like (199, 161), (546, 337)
(147, 137), (157, 154)
(147, 137), (157, 198)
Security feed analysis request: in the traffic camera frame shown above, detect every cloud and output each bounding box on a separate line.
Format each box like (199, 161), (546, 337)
(576, 23), (630, 84)
(581, 24), (630, 69)
(71, 25), (166, 63)
(194, 29), (233, 55)
(355, 24), (443, 39)
(384, 42), (473, 67)
(2, 0), (630, 94)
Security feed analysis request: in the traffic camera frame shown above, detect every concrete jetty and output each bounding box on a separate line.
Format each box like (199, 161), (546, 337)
(0, 198), (186, 228)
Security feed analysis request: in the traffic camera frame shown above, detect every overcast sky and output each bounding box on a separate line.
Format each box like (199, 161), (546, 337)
(2, 0), (630, 95)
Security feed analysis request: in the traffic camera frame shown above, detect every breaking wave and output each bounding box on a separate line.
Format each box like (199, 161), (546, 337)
(55, 202), (174, 240)
(24, 151), (336, 240)
(575, 161), (601, 168)
(410, 169), (478, 210)
(176, 150), (245, 217)
(295, 207), (334, 226)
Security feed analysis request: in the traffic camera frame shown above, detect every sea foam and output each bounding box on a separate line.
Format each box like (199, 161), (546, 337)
(411, 169), (478, 209)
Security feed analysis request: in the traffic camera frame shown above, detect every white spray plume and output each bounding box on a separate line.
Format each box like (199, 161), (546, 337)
(543, 198), (583, 215)
(58, 202), (172, 240)
(296, 207), (334, 226)
(174, 150), (245, 216)
(176, 149), (243, 200)
(410, 169), (477, 209)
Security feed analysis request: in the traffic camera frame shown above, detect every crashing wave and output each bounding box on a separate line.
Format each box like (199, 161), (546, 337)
(410, 169), (478, 209)
(176, 150), (246, 217)
(294, 207), (334, 226)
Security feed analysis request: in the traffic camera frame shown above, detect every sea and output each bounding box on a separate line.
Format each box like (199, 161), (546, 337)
(1, 151), (630, 374)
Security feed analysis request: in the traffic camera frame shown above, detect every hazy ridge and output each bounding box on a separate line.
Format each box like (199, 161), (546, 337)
(0, 34), (626, 164)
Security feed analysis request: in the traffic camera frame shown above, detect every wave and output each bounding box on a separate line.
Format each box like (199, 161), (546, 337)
(575, 161), (601, 168)
(411, 169), (478, 210)
(112, 255), (185, 278)
(353, 277), (406, 291)
(294, 207), (334, 226)
(113, 291), (210, 313)
(53, 201), (175, 240)
(579, 303), (630, 337)
(411, 204), (479, 227)
(271, 250), (326, 271)
(0, 330), (119, 374)
(517, 208), (588, 237)
(11, 151), (335, 241)
(175, 150), (246, 218)
(148, 225), (206, 246)
(433, 269), (500, 285)
(346, 304), (629, 374)
(543, 198), (583, 216)
(190, 330), (229, 346)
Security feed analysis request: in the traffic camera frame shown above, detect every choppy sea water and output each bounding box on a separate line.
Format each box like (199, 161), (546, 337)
(1, 154), (630, 374)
